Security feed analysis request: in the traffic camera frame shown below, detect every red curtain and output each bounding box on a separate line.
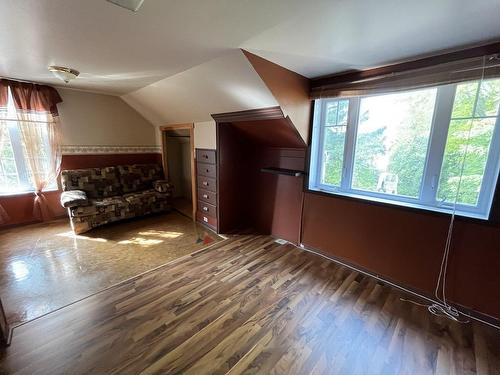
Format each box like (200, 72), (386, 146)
(2, 79), (62, 115)
(0, 80), (9, 108)
(0, 79), (63, 225)
(0, 80), (11, 224)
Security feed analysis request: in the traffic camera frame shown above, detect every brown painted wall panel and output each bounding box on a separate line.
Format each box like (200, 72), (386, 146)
(217, 124), (254, 232)
(253, 173), (304, 244)
(301, 192), (500, 320)
(0, 190), (66, 227)
(231, 118), (305, 148)
(251, 148), (305, 244)
(242, 50), (311, 143)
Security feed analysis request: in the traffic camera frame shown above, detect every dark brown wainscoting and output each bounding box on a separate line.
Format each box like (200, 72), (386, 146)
(60, 152), (162, 170)
(301, 191), (500, 321)
(0, 153), (162, 228)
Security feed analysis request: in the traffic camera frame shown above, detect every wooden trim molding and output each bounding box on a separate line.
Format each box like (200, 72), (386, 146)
(159, 123), (195, 131)
(160, 123), (197, 219)
(211, 106), (284, 123)
(0, 297), (11, 346)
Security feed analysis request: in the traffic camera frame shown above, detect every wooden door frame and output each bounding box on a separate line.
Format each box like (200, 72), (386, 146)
(160, 123), (197, 219)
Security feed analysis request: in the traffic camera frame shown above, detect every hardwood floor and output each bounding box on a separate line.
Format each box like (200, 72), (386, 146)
(1, 235), (499, 374)
(0, 212), (221, 326)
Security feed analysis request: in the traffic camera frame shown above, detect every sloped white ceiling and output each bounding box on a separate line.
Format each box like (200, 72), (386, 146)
(241, 0), (500, 78)
(0, 0), (306, 94)
(2, 0), (500, 95)
(121, 50), (278, 126)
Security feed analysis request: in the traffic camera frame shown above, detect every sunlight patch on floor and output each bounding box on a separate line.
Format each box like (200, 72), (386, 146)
(138, 230), (183, 239)
(56, 231), (108, 243)
(118, 237), (164, 247)
(10, 261), (29, 281)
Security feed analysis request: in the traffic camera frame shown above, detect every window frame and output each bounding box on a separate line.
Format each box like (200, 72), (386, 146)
(308, 81), (500, 220)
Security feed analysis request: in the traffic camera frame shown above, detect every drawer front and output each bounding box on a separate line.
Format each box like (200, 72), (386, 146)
(197, 162), (216, 178)
(198, 188), (217, 205)
(196, 149), (216, 165)
(198, 201), (216, 217)
(196, 211), (217, 230)
(197, 176), (216, 192)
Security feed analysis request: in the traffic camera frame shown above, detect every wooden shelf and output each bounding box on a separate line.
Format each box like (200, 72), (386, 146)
(260, 167), (304, 177)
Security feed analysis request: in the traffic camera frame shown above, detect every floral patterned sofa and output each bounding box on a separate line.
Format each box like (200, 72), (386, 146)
(60, 164), (173, 234)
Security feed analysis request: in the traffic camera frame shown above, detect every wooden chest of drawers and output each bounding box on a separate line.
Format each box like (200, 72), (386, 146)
(196, 149), (218, 231)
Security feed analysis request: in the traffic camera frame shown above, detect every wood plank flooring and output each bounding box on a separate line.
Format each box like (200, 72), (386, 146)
(0, 212), (220, 326)
(1, 235), (499, 374)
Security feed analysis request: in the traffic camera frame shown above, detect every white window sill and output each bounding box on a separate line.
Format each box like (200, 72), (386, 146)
(310, 186), (489, 221)
(0, 188), (59, 198)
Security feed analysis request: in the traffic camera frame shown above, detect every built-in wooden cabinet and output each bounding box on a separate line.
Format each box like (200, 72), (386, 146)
(212, 107), (306, 244)
(196, 149), (218, 231)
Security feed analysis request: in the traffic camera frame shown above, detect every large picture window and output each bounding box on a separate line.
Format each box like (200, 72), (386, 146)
(309, 79), (500, 219)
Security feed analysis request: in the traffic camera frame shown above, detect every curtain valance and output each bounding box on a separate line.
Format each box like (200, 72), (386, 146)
(0, 79), (62, 115)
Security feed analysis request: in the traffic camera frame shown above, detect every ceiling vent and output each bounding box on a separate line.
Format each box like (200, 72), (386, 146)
(106, 0), (145, 12)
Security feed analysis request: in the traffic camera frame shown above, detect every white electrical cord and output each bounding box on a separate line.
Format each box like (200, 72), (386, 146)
(404, 57), (488, 324)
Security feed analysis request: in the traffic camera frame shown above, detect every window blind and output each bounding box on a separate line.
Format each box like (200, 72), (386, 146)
(311, 43), (500, 99)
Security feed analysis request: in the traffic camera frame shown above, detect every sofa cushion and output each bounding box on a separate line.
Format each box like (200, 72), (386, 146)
(123, 189), (169, 205)
(70, 196), (130, 218)
(61, 167), (122, 199)
(153, 179), (173, 193)
(117, 164), (163, 193)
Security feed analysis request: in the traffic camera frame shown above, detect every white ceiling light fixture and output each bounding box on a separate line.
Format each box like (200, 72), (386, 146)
(106, 0), (145, 12)
(48, 66), (80, 83)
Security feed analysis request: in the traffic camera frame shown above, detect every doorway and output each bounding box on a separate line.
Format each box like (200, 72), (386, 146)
(160, 124), (196, 219)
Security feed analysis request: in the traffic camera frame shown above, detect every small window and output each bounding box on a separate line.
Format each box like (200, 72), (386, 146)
(319, 99), (349, 187)
(0, 92), (57, 195)
(309, 79), (500, 219)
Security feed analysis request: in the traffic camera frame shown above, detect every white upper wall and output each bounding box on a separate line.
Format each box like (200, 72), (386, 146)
(58, 88), (156, 146)
(122, 50), (278, 126)
(194, 121), (217, 150)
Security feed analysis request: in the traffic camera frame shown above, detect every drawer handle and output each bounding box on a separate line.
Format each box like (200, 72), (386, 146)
(203, 206), (208, 212)
(203, 155), (208, 159)
(202, 181), (209, 186)
(206, 169), (210, 173)
(203, 194), (209, 199)
(203, 216), (208, 222)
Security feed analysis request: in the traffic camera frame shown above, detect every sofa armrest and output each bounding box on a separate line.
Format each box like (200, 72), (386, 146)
(60, 190), (89, 208)
(153, 180), (173, 194)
